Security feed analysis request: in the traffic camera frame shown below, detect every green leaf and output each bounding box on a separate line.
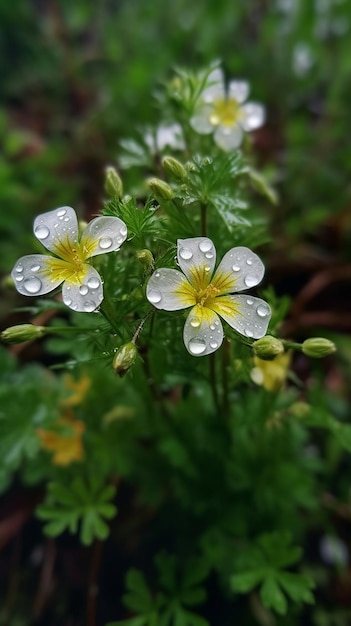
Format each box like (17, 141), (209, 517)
(260, 577), (287, 615)
(279, 572), (315, 605)
(231, 569), (266, 593)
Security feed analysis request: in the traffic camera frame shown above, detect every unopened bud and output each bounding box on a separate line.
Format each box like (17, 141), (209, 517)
(289, 402), (311, 419)
(113, 342), (138, 377)
(105, 165), (123, 198)
(1, 324), (46, 344)
(252, 336), (284, 360)
(302, 337), (336, 358)
(148, 178), (174, 203)
(136, 249), (154, 270)
(162, 156), (187, 182)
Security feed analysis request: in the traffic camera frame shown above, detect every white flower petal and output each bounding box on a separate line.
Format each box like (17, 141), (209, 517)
(11, 254), (64, 296)
(146, 268), (195, 311)
(62, 265), (103, 312)
(214, 124), (243, 151)
(183, 305), (224, 356)
(202, 68), (225, 103)
(212, 295), (271, 339)
(33, 207), (78, 254)
(156, 124), (185, 150)
(190, 105), (214, 134)
(228, 80), (250, 104)
(240, 102), (265, 131)
(80, 216), (127, 258)
(212, 246), (265, 294)
(177, 237), (216, 289)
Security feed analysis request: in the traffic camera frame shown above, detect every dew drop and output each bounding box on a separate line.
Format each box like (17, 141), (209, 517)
(148, 289), (162, 304)
(205, 252), (214, 259)
(257, 303), (270, 318)
(244, 328), (254, 337)
(117, 237), (123, 244)
(190, 317), (201, 328)
(15, 265), (23, 273)
(87, 277), (100, 289)
(120, 224), (127, 237)
(15, 274), (24, 282)
(204, 264), (211, 272)
(246, 298), (253, 305)
(99, 236), (113, 250)
(179, 247), (193, 260)
(199, 239), (212, 253)
(215, 320), (219, 326)
(84, 300), (97, 312)
(31, 264), (41, 272)
(155, 272), (160, 278)
(23, 277), (42, 294)
(209, 324), (216, 331)
(244, 274), (259, 288)
(64, 296), (72, 306)
(57, 208), (67, 217)
(232, 264), (240, 272)
(79, 285), (89, 295)
(71, 303), (78, 310)
(64, 216), (70, 222)
(188, 337), (207, 355)
(246, 258), (253, 265)
(35, 225), (50, 240)
(210, 340), (218, 349)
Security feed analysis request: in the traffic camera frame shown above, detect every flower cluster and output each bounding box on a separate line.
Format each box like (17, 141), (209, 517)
(12, 206), (127, 313)
(146, 237), (271, 356)
(191, 68), (265, 151)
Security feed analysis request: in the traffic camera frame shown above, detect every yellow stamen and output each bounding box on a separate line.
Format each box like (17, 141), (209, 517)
(210, 97), (242, 127)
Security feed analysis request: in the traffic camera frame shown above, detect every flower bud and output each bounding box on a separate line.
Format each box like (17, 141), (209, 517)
(104, 165), (123, 198)
(1, 324), (46, 344)
(136, 249), (154, 270)
(148, 178), (174, 202)
(252, 335), (284, 360)
(302, 337), (336, 358)
(162, 156), (187, 181)
(113, 342), (138, 377)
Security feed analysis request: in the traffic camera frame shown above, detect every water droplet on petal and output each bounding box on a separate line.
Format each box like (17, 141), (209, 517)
(244, 274), (259, 288)
(120, 224), (127, 236)
(64, 217), (70, 222)
(87, 277), (100, 289)
(179, 247), (193, 260)
(71, 303), (78, 310)
(205, 252), (214, 259)
(188, 337), (206, 355)
(148, 289), (162, 304)
(244, 328), (254, 337)
(117, 237), (123, 244)
(64, 296), (72, 306)
(246, 298), (253, 305)
(190, 317), (201, 328)
(210, 340), (218, 349)
(99, 236), (113, 250)
(155, 272), (160, 278)
(31, 264), (40, 272)
(246, 258), (253, 265)
(199, 239), (212, 253)
(232, 264), (240, 272)
(57, 208), (67, 217)
(15, 265), (23, 273)
(23, 277), (42, 294)
(215, 320), (219, 326)
(210, 324), (216, 331)
(84, 300), (97, 312)
(79, 285), (89, 295)
(257, 303), (270, 317)
(35, 225), (50, 240)
(204, 264), (211, 272)
(15, 274), (24, 282)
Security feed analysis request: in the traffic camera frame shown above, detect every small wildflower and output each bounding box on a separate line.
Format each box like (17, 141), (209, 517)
(145, 123), (185, 153)
(37, 414), (85, 466)
(190, 68), (265, 151)
(146, 237), (271, 356)
(11, 207), (127, 312)
(251, 352), (291, 392)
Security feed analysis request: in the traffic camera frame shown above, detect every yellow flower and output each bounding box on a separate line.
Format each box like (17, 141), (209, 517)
(37, 415), (85, 466)
(61, 374), (91, 407)
(146, 237), (271, 356)
(12, 206), (127, 312)
(251, 352), (291, 392)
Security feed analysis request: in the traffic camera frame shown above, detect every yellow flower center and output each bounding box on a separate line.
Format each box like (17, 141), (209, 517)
(196, 283), (220, 308)
(210, 97), (242, 127)
(42, 235), (97, 285)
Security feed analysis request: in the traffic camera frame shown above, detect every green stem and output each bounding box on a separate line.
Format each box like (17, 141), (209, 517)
(282, 340), (302, 351)
(99, 296), (123, 339)
(210, 352), (220, 414)
(221, 339), (230, 415)
(200, 202), (207, 237)
(132, 310), (154, 344)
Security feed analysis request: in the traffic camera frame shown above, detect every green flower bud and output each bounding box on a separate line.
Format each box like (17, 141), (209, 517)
(148, 178), (174, 202)
(252, 335), (284, 360)
(136, 249), (154, 270)
(113, 342), (138, 377)
(105, 165), (123, 198)
(289, 402), (311, 419)
(1, 324), (46, 344)
(162, 156), (187, 182)
(302, 337), (336, 358)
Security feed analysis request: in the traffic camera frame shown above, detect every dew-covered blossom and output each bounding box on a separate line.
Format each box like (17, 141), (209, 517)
(146, 237), (271, 356)
(190, 68), (265, 152)
(12, 207), (127, 312)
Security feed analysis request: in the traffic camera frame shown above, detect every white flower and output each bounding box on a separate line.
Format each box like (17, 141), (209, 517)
(12, 206), (127, 312)
(144, 123), (185, 152)
(190, 68), (265, 152)
(146, 237), (271, 356)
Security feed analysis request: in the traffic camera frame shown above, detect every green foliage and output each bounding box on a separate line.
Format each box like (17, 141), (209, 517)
(37, 476), (117, 545)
